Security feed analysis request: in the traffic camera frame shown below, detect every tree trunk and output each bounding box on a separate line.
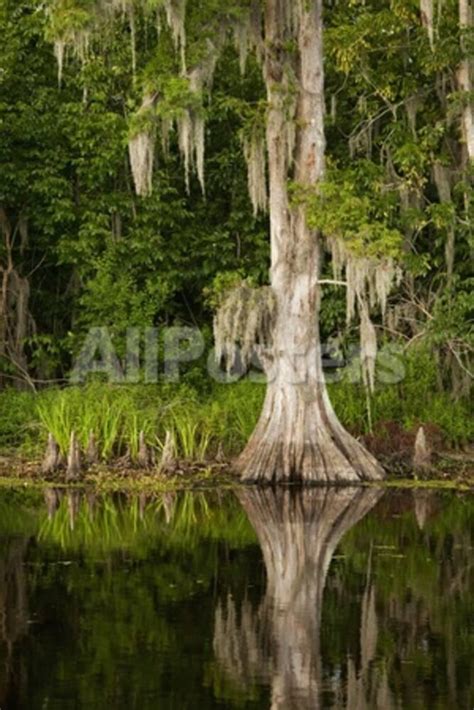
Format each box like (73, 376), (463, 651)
(237, 0), (384, 483)
(0, 210), (33, 390)
(213, 487), (382, 709)
(458, 0), (474, 161)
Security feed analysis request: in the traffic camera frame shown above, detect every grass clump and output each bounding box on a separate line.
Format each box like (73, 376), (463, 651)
(24, 380), (264, 465)
(0, 347), (470, 468)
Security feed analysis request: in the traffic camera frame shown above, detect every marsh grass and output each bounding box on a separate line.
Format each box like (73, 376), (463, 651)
(0, 348), (471, 466)
(37, 386), (139, 460)
(33, 382), (246, 464)
(171, 414), (213, 461)
(328, 348), (471, 446)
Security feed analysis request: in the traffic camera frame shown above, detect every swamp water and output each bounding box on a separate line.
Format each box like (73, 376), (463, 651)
(0, 487), (472, 709)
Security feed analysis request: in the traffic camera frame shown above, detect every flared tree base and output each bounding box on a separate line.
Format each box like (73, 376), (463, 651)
(237, 384), (384, 484)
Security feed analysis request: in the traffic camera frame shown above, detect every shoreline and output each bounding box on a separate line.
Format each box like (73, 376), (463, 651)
(0, 453), (472, 493)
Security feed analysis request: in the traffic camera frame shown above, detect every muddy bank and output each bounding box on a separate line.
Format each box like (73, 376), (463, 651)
(0, 449), (472, 492)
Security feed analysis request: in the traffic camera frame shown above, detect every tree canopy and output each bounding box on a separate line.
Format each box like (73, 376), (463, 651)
(0, 0), (472, 399)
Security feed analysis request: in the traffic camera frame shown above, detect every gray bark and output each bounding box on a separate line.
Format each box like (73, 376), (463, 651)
(42, 433), (61, 475)
(66, 431), (82, 482)
(458, 0), (474, 160)
(159, 430), (177, 474)
(237, 0), (383, 483)
(137, 430), (151, 468)
(86, 431), (99, 466)
(413, 426), (432, 472)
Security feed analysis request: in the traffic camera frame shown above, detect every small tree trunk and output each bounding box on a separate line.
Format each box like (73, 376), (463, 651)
(41, 433), (60, 475)
(238, 0), (383, 483)
(85, 431), (98, 466)
(162, 492), (176, 523)
(413, 425), (432, 472)
(159, 430), (177, 474)
(139, 492), (148, 520)
(137, 430), (151, 468)
(86, 492), (97, 517)
(412, 489), (436, 530)
(66, 431), (82, 482)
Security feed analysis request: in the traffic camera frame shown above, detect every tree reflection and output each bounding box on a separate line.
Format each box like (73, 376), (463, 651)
(0, 487), (471, 707)
(0, 537), (29, 707)
(214, 487), (382, 709)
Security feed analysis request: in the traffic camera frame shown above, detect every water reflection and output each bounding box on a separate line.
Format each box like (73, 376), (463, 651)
(0, 487), (472, 708)
(0, 537), (28, 707)
(214, 488), (382, 709)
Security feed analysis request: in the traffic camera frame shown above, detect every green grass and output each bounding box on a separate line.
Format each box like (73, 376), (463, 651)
(0, 348), (471, 464)
(36, 491), (256, 553)
(328, 348), (472, 446)
(36, 384), (156, 460)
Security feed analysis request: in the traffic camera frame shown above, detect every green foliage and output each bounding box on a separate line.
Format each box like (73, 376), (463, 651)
(428, 277), (474, 347)
(303, 162), (404, 259)
(12, 378), (263, 462)
(37, 490), (256, 554)
(0, 487), (41, 534)
(0, 344), (470, 462)
(37, 384), (132, 458)
(0, 0), (471, 455)
(0, 389), (39, 453)
(203, 269), (256, 310)
(0, 488), (472, 707)
(328, 346), (472, 445)
(0, 0), (268, 381)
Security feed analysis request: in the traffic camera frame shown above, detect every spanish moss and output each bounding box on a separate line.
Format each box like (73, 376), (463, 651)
(214, 284), (277, 372)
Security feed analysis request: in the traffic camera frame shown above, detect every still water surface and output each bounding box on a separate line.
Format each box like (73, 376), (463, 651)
(0, 487), (472, 709)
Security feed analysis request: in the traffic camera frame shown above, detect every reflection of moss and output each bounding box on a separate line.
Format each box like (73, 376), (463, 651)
(322, 492), (474, 708)
(0, 490), (472, 708)
(203, 659), (267, 707)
